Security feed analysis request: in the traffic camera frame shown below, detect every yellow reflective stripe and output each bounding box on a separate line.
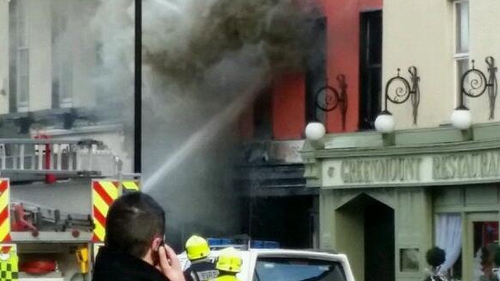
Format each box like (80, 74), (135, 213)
(0, 220), (10, 242)
(100, 181), (119, 199)
(12, 252), (18, 271)
(122, 181), (139, 191)
(0, 181), (9, 242)
(0, 185), (8, 208)
(93, 221), (106, 242)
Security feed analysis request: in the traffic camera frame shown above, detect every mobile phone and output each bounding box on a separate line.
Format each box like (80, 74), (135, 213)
(156, 239), (164, 251)
(152, 239), (164, 266)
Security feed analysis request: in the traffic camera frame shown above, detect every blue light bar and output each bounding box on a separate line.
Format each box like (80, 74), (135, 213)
(207, 238), (234, 246)
(207, 238), (219, 246)
(264, 241), (280, 248)
(251, 240), (264, 248)
(207, 238), (280, 249)
(251, 240), (280, 249)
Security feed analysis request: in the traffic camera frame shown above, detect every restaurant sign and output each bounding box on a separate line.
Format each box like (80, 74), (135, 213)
(322, 150), (500, 188)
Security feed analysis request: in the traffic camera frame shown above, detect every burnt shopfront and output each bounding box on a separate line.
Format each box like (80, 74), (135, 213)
(302, 128), (500, 281)
(235, 140), (319, 249)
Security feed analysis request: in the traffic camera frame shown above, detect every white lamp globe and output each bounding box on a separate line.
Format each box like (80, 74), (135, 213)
(374, 112), (395, 134)
(305, 122), (326, 141)
(451, 107), (472, 130)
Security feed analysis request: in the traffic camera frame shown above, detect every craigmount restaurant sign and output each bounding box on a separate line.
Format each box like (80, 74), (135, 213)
(322, 150), (500, 188)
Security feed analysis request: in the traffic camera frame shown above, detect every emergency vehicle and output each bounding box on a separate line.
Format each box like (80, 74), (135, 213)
(178, 238), (355, 281)
(0, 138), (140, 281)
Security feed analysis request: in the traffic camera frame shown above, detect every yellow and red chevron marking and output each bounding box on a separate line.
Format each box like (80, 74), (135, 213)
(0, 180), (11, 243)
(92, 180), (119, 242)
(122, 180), (140, 192)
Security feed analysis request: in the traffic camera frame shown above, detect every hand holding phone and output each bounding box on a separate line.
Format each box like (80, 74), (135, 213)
(158, 243), (186, 281)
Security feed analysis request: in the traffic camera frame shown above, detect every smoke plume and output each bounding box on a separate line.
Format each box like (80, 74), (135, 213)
(93, 0), (320, 248)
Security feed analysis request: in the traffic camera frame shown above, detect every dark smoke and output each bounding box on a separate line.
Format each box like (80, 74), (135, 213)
(93, 0), (321, 249)
(143, 0), (321, 86)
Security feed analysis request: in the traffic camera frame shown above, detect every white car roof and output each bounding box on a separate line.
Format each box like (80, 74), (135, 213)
(178, 248), (354, 281)
(178, 248), (346, 260)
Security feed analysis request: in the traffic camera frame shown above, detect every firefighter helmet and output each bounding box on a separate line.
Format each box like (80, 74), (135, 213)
(216, 247), (242, 273)
(185, 235), (210, 261)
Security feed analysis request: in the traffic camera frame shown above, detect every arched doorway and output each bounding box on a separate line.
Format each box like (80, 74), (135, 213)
(336, 193), (395, 281)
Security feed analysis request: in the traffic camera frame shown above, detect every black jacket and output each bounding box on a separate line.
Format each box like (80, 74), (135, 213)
(92, 246), (169, 281)
(184, 260), (219, 281)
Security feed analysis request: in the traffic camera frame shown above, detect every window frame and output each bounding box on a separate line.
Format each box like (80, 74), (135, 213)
(453, 0), (470, 104)
(51, 1), (74, 109)
(358, 10), (383, 130)
(305, 16), (327, 125)
(15, 0), (29, 112)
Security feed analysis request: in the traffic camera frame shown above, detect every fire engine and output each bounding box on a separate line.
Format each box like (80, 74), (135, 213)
(0, 137), (139, 281)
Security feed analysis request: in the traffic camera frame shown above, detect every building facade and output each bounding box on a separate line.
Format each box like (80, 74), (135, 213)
(302, 1), (500, 281)
(236, 0), (382, 248)
(0, 0), (133, 180)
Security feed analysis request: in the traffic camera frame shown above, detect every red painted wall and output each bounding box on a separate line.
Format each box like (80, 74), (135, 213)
(240, 0), (383, 140)
(321, 0), (382, 133)
(272, 73), (306, 140)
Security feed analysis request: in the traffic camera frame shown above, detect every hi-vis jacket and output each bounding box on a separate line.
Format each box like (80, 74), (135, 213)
(184, 260), (219, 281)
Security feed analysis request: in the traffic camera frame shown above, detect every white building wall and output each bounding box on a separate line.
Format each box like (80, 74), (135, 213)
(383, 0), (500, 130)
(0, 2), (8, 114)
(383, 0), (454, 130)
(0, 1), (132, 175)
(1, 0), (99, 113)
(467, 0), (500, 124)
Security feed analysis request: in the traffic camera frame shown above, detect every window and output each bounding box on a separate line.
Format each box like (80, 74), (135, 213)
(305, 17), (327, 124)
(253, 91), (272, 139)
(253, 257), (347, 281)
(51, 1), (73, 108)
(16, 0), (29, 111)
(454, 1), (469, 102)
(359, 11), (382, 130)
(473, 222), (498, 281)
(9, 0), (30, 112)
(435, 214), (463, 280)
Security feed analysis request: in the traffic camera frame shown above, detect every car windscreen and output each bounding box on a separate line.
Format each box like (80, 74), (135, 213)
(253, 257), (347, 281)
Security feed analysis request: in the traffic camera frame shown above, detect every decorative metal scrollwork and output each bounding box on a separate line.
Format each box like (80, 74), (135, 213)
(462, 63), (488, 98)
(383, 66), (420, 125)
(460, 56), (498, 119)
(315, 75), (348, 130)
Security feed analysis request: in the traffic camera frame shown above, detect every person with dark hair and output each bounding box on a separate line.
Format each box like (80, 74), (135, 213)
(92, 192), (185, 281)
(424, 247), (447, 281)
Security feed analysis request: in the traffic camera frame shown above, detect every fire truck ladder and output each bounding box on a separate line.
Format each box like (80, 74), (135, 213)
(11, 200), (93, 233)
(0, 138), (121, 176)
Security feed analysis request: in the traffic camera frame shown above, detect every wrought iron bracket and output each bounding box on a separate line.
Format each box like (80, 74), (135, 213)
(315, 74), (348, 130)
(459, 56), (498, 119)
(383, 66), (421, 125)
